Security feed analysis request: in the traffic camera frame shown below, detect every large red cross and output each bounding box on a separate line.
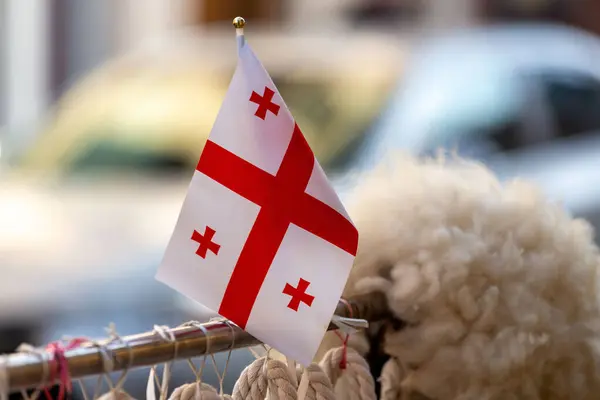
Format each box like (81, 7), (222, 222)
(196, 123), (358, 328)
(283, 278), (315, 312)
(249, 87), (280, 120)
(191, 226), (220, 258)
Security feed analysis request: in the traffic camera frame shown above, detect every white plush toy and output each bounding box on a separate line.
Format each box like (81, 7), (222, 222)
(318, 153), (600, 400)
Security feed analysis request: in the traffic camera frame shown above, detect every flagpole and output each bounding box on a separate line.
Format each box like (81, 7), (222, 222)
(233, 16), (246, 50)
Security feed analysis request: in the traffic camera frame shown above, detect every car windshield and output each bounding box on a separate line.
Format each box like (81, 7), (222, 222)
(62, 132), (194, 177)
(329, 25), (600, 178)
(328, 57), (525, 175)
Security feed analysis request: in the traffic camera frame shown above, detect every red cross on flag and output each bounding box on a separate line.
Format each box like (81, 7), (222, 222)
(156, 30), (358, 365)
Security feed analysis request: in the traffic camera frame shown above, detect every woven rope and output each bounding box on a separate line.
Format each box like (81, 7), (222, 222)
(232, 357), (269, 400)
(319, 347), (376, 400)
(15, 344), (49, 400)
(169, 382), (233, 400)
(294, 364), (335, 400)
(266, 359), (297, 400)
(90, 324), (136, 400)
(3, 323), (384, 400)
(232, 357), (297, 400)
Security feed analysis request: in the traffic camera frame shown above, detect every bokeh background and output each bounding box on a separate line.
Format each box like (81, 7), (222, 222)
(2, 0), (600, 397)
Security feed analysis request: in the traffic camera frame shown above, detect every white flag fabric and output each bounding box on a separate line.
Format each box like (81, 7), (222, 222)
(156, 37), (358, 365)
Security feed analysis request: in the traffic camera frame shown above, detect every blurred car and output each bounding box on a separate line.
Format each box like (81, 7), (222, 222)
(331, 22), (600, 237)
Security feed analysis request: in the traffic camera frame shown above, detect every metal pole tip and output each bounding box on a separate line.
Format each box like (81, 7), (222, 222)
(232, 17), (246, 29)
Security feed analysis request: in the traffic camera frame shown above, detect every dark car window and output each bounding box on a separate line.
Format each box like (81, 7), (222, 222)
(64, 134), (193, 177)
(534, 70), (600, 138)
(422, 70), (600, 158)
(326, 66), (600, 178)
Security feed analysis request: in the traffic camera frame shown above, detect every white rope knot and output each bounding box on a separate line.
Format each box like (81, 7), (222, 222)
(149, 325), (178, 400)
(232, 357), (268, 400)
(266, 359), (297, 400)
(234, 358), (337, 400)
(233, 357), (297, 400)
(153, 325), (178, 349)
(319, 347), (376, 400)
(294, 364), (335, 400)
(15, 343), (50, 400)
(169, 382), (230, 400)
(92, 323), (135, 400)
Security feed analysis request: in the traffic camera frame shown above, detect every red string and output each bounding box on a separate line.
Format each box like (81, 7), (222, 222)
(336, 298), (354, 370)
(43, 337), (88, 400)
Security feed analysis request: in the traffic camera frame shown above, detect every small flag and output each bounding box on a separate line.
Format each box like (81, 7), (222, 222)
(156, 23), (358, 365)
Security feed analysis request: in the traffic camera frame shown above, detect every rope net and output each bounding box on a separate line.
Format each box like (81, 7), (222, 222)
(0, 294), (393, 400)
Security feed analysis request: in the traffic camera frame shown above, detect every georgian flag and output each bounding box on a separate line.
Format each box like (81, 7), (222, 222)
(156, 33), (358, 365)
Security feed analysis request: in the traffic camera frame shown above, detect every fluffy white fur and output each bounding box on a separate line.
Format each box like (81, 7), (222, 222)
(318, 153), (600, 399)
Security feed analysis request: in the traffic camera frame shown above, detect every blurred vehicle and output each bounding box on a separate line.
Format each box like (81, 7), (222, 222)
(332, 22), (600, 237)
(0, 31), (399, 396)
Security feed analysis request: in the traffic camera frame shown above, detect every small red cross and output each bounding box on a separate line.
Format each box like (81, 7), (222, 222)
(283, 278), (315, 312)
(191, 226), (220, 258)
(249, 86), (280, 120)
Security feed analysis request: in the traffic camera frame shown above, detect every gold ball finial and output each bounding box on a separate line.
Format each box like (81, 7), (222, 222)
(232, 17), (246, 29)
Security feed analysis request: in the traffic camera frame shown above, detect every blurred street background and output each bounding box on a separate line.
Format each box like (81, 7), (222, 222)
(2, 0), (600, 397)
